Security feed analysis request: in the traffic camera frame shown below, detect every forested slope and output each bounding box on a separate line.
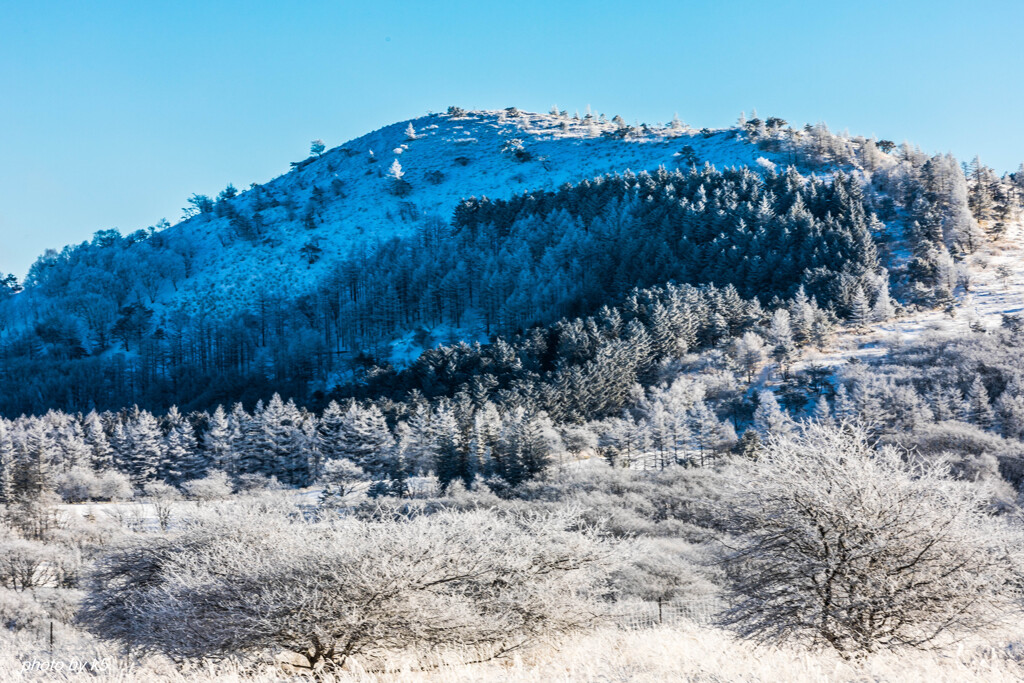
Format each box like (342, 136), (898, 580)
(0, 108), (1017, 415)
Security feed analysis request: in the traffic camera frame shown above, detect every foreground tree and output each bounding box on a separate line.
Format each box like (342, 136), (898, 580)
(80, 506), (610, 671)
(720, 423), (1022, 655)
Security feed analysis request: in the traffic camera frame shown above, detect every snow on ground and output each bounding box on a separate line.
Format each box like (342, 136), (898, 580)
(57, 476), (442, 529)
(798, 219), (1024, 374)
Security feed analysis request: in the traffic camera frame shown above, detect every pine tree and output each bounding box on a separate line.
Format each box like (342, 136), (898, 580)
(996, 391), (1024, 440)
(332, 401), (395, 476)
(0, 421), (15, 504)
(300, 413), (322, 483)
(388, 159), (404, 180)
(788, 286), (814, 345)
(317, 401), (347, 461)
(250, 395), (312, 486)
(733, 331), (766, 383)
(736, 429), (762, 460)
(123, 408), (164, 487)
(768, 309), (796, 375)
(387, 446), (412, 498)
(109, 422), (130, 473)
(433, 403), (471, 491)
(471, 403), (502, 478)
(83, 411), (113, 471)
(689, 401), (728, 466)
(848, 286), (871, 328)
(163, 406), (199, 483)
(964, 375), (995, 429)
(753, 390), (795, 439)
(203, 405), (234, 475)
(18, 418), (57, 496)
(403, 404), (438, 474)
(812, 395), (833, 424)
(810, 311), (835, 350)
(56, 419), (92, 473)
(231, 402), (262, 477)
(870, 273), (895, 322)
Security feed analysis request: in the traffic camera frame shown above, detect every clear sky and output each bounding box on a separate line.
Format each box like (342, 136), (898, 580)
(1, 0), (1021, 277)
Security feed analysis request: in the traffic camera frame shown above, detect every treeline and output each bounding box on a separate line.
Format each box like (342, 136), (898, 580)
(338, 281), (838, 419)
(0, 277), (839, 503)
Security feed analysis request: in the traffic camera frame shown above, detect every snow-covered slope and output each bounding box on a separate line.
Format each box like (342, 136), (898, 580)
(796, 217), (1024, 374)
(157, 109), (791, 314)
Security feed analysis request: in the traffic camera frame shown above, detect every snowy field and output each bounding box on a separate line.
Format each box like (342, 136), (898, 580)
(4, 625), (1024, 682)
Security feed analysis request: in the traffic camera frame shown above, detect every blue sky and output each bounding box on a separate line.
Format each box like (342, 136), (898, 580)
(1, 0), (1021, 277)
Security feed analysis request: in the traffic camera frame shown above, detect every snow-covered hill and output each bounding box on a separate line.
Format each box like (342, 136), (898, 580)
(152, 109), (793, 314)
(6, 106), (994, 416)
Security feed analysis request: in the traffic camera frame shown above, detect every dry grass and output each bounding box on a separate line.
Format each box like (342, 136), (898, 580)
(4, 625), (1024, 682)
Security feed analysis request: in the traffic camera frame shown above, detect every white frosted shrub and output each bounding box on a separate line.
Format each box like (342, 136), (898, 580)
(0, 538), (60, 591)
(94, 470), (133, 501)
(55, 467), (100, 503)
(181, 471), (233, 503)
(0, 588), (48, 631)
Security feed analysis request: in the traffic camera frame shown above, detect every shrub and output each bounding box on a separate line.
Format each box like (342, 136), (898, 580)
(317, 460), (367, 509)
(233, 473), (281, 493)
(94, 470), (133, 502)
(0, 539), (58, 591)
(181, 471), (233, 503)
(55, 467), (100, 503)
(143, 482), (182, 531)
(611, 538), (720, 606)
(0, 588), (48, 630)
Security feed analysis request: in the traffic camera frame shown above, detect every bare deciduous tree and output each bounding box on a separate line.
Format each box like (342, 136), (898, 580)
(720, 423), (1023, 655)
(80, 506), (611, 671)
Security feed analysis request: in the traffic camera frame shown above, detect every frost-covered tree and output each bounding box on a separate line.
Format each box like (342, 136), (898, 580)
(722, 423), (1022, 654)
(327, 402), (394, 476)
(996, 390), (1024, 440)
(161, 406), (197, 483)
(317, 459), (368, 508)
(0, 422), (14, 504)
(203, 405), (234, 475)
(16, 419), (58, 496)
(811, 395), (832, 424)
(847, 286), (872, 328)
(689, 401), (732, 466)
(752, 390), (795, 439)
(247, 394), (312, 486)
(964, 375), (995, 429)
(767, 309), (796, 375)
(432, 401), (472, 491)
(870, 273), (894, 322)
(317, 401), (347, 462)
(80, 507), (609, 671)
(83, 411), (112, 471)
(732, 331), (766, 383)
